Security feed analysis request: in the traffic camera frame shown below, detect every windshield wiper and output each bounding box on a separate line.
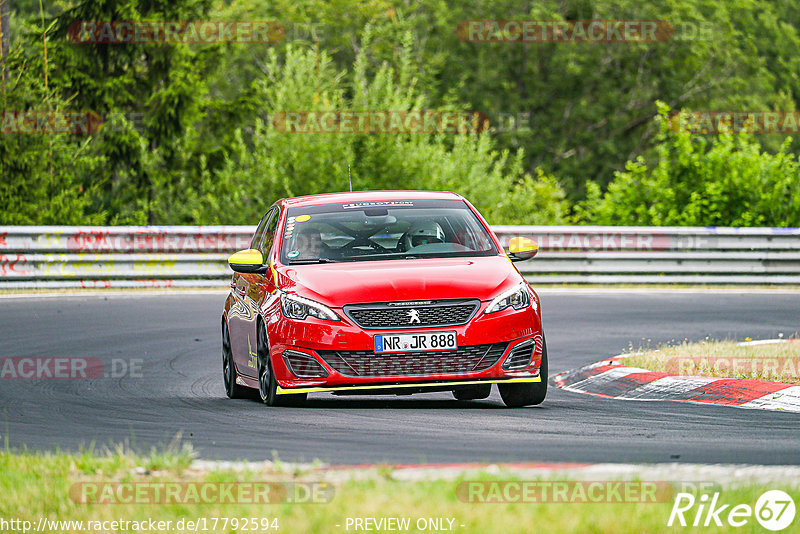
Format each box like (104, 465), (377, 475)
(289, 258), (339, 264)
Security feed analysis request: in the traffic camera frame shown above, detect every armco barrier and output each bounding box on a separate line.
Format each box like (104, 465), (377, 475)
(1, 226), (799, 288)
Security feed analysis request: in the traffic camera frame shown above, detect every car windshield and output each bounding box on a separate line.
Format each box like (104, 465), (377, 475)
(280, 199), (498, 264)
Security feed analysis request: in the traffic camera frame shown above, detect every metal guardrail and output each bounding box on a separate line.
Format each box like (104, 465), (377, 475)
(494, 226), (800, 284)
(1, 226), (799, 288)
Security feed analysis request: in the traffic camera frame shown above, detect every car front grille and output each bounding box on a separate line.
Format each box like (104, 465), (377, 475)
(344, 300), (480, 329)
(317, 343), (508, 377)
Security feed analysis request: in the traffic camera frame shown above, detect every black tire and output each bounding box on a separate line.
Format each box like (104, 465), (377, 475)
(498, 335), (548, 408)
(452, 384), (492, 400)
(222, 320), (250, 399)
(257, 322), (307, 407)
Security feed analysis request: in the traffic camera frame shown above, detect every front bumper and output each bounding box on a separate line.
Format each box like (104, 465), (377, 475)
(275, 376), (541, 395)
(267, 302), (544, 394)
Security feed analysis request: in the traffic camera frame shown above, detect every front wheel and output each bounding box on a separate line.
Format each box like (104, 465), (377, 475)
(257, 322), (307, 407)
(498, 335), (548, 408)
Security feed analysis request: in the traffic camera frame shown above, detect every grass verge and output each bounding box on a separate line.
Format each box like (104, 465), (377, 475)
(625, 339), (800, 384)
(1, 448), (799, 533)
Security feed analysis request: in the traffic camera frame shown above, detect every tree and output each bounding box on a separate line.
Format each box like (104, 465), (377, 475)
(191, 37), (569, 225)
(576, 103), (800, 226)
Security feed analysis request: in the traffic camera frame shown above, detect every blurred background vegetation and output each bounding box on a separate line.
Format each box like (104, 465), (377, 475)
(1, 0), (799, 226)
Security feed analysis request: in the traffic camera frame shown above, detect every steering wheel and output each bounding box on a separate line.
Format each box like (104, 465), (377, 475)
(341, 237), (387, 252)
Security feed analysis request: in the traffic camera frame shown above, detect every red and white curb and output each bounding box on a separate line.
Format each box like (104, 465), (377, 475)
(553, 340), (800, 413)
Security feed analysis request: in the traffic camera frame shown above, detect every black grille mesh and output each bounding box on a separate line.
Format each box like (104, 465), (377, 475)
(345, 301), (479, 329)
(502, 340), (535, 370)
(283, 351), (329, 378)
(318, 343), (508, 377)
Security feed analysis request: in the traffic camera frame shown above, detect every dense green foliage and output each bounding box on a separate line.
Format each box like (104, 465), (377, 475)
(578, 103), (800, 226)
(1, 0), (799, 226)
(190, 40), (569, 225)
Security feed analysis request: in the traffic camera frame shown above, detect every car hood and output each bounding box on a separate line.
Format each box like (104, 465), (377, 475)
(279, 256), (522, 307)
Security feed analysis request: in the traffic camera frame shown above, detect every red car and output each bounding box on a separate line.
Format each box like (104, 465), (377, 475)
(222, 191), (546, 407)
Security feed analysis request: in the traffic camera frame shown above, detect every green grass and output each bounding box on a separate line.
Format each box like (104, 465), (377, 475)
(625, 339), (800, 384)
(1, 448), (799, 533)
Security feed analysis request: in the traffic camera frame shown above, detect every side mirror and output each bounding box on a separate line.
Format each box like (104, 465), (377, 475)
(228, 249), (266, 273)
(507, 237), (538, 262)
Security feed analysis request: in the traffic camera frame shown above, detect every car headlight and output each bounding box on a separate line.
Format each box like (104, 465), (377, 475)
(484, 283), (530, 314)
(280, 293), (340, 321)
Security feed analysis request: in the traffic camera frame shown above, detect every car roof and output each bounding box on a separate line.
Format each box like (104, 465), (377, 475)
(279, 190), (465, 208)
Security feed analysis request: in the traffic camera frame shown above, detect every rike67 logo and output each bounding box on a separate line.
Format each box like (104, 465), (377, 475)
(669, 490), (796, 531)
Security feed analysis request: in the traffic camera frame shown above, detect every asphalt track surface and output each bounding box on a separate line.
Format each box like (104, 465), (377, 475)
(1, 290), (798, 465)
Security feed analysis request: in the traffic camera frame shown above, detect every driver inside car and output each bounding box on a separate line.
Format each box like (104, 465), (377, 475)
(294, 226), (330, 260)
(402, 220), (446, 250)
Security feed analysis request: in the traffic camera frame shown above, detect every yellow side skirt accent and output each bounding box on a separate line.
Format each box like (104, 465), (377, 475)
(277, 376), (541, 395)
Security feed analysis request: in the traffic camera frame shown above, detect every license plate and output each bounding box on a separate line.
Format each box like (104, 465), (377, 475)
(374, 331), (457, 353)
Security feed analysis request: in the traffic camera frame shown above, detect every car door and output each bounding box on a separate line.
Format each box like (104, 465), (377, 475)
(247, 204), (284, 355)
(229, 207), (276, 378)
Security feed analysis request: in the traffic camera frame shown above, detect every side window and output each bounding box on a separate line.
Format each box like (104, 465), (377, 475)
(250, 209), (274, 250)
(259, 207), (281, 258)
